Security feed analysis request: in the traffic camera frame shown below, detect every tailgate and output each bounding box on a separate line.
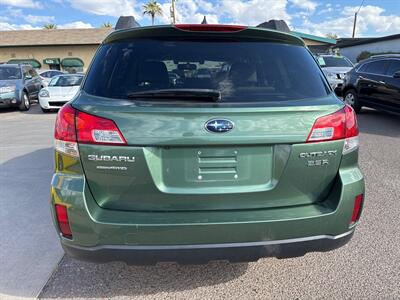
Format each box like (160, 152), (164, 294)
(76, 100), (345, 212)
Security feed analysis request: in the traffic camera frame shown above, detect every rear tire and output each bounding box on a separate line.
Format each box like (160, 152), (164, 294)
(343, 89), (361, 113)
(18, 92), (30, 111)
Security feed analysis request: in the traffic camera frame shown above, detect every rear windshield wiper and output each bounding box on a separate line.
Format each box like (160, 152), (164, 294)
(127, 89), (222, 102)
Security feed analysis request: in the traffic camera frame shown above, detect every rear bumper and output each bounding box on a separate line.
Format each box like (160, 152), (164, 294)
(51, 149), (365, 264)
(62, 230), (354, 264)
(0, 94), (19, 107)
(39, 97), (69, 109)
(0, 101), (12, 108)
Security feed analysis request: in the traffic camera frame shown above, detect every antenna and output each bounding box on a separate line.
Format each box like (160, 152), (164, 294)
(115, 16), (140, 30)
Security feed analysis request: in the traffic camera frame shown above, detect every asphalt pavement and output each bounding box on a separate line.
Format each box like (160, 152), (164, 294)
(0, 104), (63, 299)
(1, 104), (399, 299)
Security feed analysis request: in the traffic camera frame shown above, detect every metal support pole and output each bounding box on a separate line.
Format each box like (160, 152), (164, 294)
(171, 0), (177, 24)
(352, 12), (358, 38)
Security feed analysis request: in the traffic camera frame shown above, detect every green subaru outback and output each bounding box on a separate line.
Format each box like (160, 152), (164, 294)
(51, 24), (365, 264)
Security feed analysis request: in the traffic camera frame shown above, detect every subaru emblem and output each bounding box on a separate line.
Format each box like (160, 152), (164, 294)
(205, 119), (234, 133)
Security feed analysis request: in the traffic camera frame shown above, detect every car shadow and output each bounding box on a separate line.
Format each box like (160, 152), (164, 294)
(0, 147), (248, 299)
(357, 108), (400, 138)
(0, 102), (54, 115)
(21, 102), (58, 115)
(0, 147), (64, 299)
(40, 256), (249, 299)
(0, 106), (16, 114)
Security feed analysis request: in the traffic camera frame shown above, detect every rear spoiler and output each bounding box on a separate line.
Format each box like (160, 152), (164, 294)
(104, 25), (305, 47)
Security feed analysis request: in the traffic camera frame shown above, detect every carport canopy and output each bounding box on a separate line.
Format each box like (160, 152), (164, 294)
(61, 57), (84, 68)
(43, 58), (60, 65)
(7, 58), (41, 68)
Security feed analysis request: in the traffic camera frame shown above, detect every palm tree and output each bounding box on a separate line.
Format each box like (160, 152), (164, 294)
(142, 1), (163, 26)
(101, 22), (113, 28)
(43, 23), (57, 29)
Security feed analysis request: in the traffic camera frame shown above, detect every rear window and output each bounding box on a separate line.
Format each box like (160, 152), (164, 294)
(317, 56), (353, 68)
(50, 75), (83, 87)
(0, 66), (22, 80)
(84, 39), (330, 103)
(40, 71), (51, 78)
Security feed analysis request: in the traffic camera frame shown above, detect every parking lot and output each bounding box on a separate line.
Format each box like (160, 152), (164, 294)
(0, 103), (399, 299)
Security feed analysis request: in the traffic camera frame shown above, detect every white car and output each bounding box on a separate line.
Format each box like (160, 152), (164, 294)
(38, 74), (83, 112)
(315, 55), (354, 94)
(38, 70), (65, 87)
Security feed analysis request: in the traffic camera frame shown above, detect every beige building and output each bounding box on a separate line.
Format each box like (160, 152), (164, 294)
(0, 26), (336, 72)
(0, 28), (112, 72)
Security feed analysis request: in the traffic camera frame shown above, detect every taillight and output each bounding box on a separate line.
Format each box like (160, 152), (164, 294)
(307, 105), (359, 154)
(55, 104), (76, 141)
(54, 105), (127, 156)
(55, 204), (72, 239)
(54, 104), (79, 157)
(175, 24), (247, 32)
(75, 111), (126, 145)
(344, 105), (359, 137)
(350, 194), (364, 225)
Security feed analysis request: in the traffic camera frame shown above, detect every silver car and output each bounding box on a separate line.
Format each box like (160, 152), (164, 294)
(38, 70), (65, 87)
(0, 64), (43, 111)
(316, 55), (354, 95)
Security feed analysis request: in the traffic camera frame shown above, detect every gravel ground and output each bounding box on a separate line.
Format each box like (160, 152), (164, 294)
(37, 108), (399, 300)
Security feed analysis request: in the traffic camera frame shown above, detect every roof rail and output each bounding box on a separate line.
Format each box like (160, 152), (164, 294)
(314, 53), (339, 56)
(370, 53), (400, 58)
(5, 62), (29, 66)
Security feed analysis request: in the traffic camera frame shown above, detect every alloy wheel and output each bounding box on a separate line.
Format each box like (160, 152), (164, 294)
(24, 94), (30, 108)
(344, 93), (355, 106)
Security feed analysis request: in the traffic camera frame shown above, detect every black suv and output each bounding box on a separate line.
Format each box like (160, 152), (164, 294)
(342, 55), (400, 114)
(0, 64), (43, 111)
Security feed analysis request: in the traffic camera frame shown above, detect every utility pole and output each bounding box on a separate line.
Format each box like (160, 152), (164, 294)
(352, 0), (365, 38)
(352, 12), (357, 38)
(171, 0), (177, 24)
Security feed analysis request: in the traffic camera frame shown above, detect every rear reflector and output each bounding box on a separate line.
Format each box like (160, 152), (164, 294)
(350, 194), (364, 225)
(55, 204), (72, 239)
(175, 24), (247, 32)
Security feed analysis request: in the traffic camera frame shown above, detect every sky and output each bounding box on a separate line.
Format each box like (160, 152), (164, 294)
(0, 0), (400, 38)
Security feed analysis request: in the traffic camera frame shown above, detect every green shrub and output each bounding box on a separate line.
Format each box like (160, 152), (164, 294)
(357, 51), (400, 62)
(357, 51), (371, 62)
